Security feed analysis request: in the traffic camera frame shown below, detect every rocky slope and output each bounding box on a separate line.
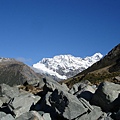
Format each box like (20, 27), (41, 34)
(0, 58), (42, 86)
(0, 77), (119, 120)
(63, 43), (120, 87)
(33, 53), (103, 81)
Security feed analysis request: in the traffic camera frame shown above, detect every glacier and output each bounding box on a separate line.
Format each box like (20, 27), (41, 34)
(32, 53), (103, 81)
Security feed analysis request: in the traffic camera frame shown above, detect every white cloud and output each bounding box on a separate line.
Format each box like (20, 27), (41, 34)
(16, 57), (32, 64)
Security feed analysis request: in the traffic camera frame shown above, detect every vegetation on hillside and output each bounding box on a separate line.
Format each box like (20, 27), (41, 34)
(62, 44), (120, 88)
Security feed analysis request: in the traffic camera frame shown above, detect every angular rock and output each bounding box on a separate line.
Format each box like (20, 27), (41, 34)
(0, 112), (14, 120)
(49, 89), (87, 120)
(43, 77), (69, 92)
(0, 99), (3, 107)
(0, 84), (19, 103)
(61, 83), (69, 92)
(43, 113), (51, 120)
(116, 109), (120, 120)
(69, 80), (94, 94)
(0, 112), (6, 119)
(76, 106), (104, 120)
(38, 91), (57, 120)
(69, 80), (95, 101)
(76, 85), (95, 101)
(91, 81), (120, 112)
(79, 98), (94, 112)
(10, 92), (41, 117)
(16, 111), (44, 120)
(1, 114), (14, 120)
(103, 117), (113, 120)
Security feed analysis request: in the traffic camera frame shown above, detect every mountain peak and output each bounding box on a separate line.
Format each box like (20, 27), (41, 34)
(33, 53), (103, 81)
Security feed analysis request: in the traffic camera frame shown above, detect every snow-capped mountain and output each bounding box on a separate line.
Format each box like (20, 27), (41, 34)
(0, 57), (14, 62)
(32, 53), (103, 81)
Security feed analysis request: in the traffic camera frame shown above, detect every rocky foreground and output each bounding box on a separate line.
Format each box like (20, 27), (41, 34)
(0, 77), (120, 120)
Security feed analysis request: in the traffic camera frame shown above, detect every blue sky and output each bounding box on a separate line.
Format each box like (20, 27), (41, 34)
(0, 0), (120, 65)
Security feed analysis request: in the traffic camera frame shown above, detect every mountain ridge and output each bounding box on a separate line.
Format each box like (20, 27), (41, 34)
(32, 53), (103, 81)
(63, 43), (120, 87)
(0, 58), (42, 86)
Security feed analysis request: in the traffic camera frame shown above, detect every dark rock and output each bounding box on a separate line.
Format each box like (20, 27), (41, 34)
(115, 109), (120, 120)
(91, 81), (120, 112)
(49, 89), (87, 120)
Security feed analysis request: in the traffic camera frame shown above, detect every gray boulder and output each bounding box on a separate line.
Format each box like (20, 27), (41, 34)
(0, 112), (6, 118)
(15, 111), (44, 120)
(69, 80), (95, 101)
(43, 77), (69, 92)
(49, 89), (87, 120)
(1, 114), (14, 120)
(91, 81), (120, 112)
(69, 80), (92, 94)
(0, 84), (41, 117)
(76, 85), (95, 101)
(76, 106), (104, 120)
(79, 98), (94, 111)
(0, 99), (3, 107)
(9, 91), (41, 117)
(0, 84), (19, 103)
(43, 113), (51, 120)
(0, 112), (14, 120)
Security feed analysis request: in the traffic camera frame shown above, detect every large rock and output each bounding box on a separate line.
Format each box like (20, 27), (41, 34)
(69, 80), (91, 94)
(43, 77), (69, 92)
(91, 81), (120, 112)
(0, 83), (41, 117)
(0, 84), (19, 103)
(116, 109), (120, 120)
(9, 91), (41, 117)
(69, 80), (95, 101)
(43, 113), (51, 120)
(49, 89), (87, 119)
(16, 111), (44, 120)
(0, 112), (14, 120)
(75, 106), (104, 120)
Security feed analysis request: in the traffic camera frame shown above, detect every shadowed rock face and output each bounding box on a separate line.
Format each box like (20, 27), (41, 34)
(0, 58), (41, 86)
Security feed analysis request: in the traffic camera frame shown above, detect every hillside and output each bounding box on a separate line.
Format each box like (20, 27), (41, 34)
(63, 43), (120, 87)
(0, 58), (42, 86)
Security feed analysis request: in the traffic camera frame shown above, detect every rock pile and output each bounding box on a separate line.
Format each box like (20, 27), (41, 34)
(0, 77), (120, 120)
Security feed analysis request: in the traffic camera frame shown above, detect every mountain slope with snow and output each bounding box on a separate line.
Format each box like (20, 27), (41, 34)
(33, 53), (103, 81)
